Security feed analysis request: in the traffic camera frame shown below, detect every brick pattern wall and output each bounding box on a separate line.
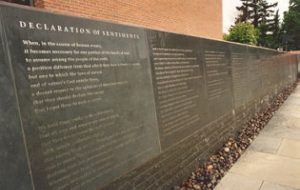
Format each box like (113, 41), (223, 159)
(34, 0), (223, 39)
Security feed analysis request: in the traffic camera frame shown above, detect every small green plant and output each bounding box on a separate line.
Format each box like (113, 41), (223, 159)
(224, 22), (259, 45)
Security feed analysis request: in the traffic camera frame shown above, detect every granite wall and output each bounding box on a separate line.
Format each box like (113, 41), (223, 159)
(0, 2), (297, 190)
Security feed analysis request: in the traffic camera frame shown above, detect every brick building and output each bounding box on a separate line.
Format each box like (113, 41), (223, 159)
(5, 0), (223, 39)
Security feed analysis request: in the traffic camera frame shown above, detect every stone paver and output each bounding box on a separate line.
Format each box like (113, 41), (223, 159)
(259, 121), (300, 141)
(248, 136), (282, 154)
(260, 181), (300, 190)
(278, 139), (300, 159)
(229, 151), (300, 189)
(214, 173), (262, 190)
(215, 84), (300, 190)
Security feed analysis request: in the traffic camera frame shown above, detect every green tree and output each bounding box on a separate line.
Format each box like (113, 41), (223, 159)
(224, 22), (259, 45)
(282, 0), (300, 50)
(236, 0), (277, 27)
(269, 10), (281, 48)
(257, 0), (277, 46)
(235, 0), (278, 47)
(236, 0), (252, 23)
(257, 9), (281, 48)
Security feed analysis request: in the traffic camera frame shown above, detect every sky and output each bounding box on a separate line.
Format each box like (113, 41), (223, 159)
(223, 0), (290, 33)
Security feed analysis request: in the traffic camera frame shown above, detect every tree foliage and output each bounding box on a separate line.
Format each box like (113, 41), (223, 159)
(227, 0), (300, 49)
(234, 0), (278, 48)
(269, 10), (281, 48)
(235, 0), (277, 27)
(282, 0), (300, 50)
(224, 22), (259, 45)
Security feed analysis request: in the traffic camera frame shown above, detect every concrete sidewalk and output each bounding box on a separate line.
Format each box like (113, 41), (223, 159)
(215, 84), (300, 190)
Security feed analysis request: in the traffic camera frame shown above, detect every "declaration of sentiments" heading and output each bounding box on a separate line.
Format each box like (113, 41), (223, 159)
(19, 21), (140, 39)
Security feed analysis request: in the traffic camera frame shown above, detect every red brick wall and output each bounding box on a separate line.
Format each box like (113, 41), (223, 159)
(34, 0), (223, 39)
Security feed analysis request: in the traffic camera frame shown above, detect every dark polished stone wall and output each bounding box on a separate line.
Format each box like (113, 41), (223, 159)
(0, 2), (297, 190)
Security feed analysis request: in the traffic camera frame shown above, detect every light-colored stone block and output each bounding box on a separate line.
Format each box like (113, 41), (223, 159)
(248, 136), (282, 154)
(214, 172), (262, 190)
(230, 151), (300, 189)
(278, 139), (300, 159)
(259, 119), (300, 141)
(260, 181), (300, 190)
